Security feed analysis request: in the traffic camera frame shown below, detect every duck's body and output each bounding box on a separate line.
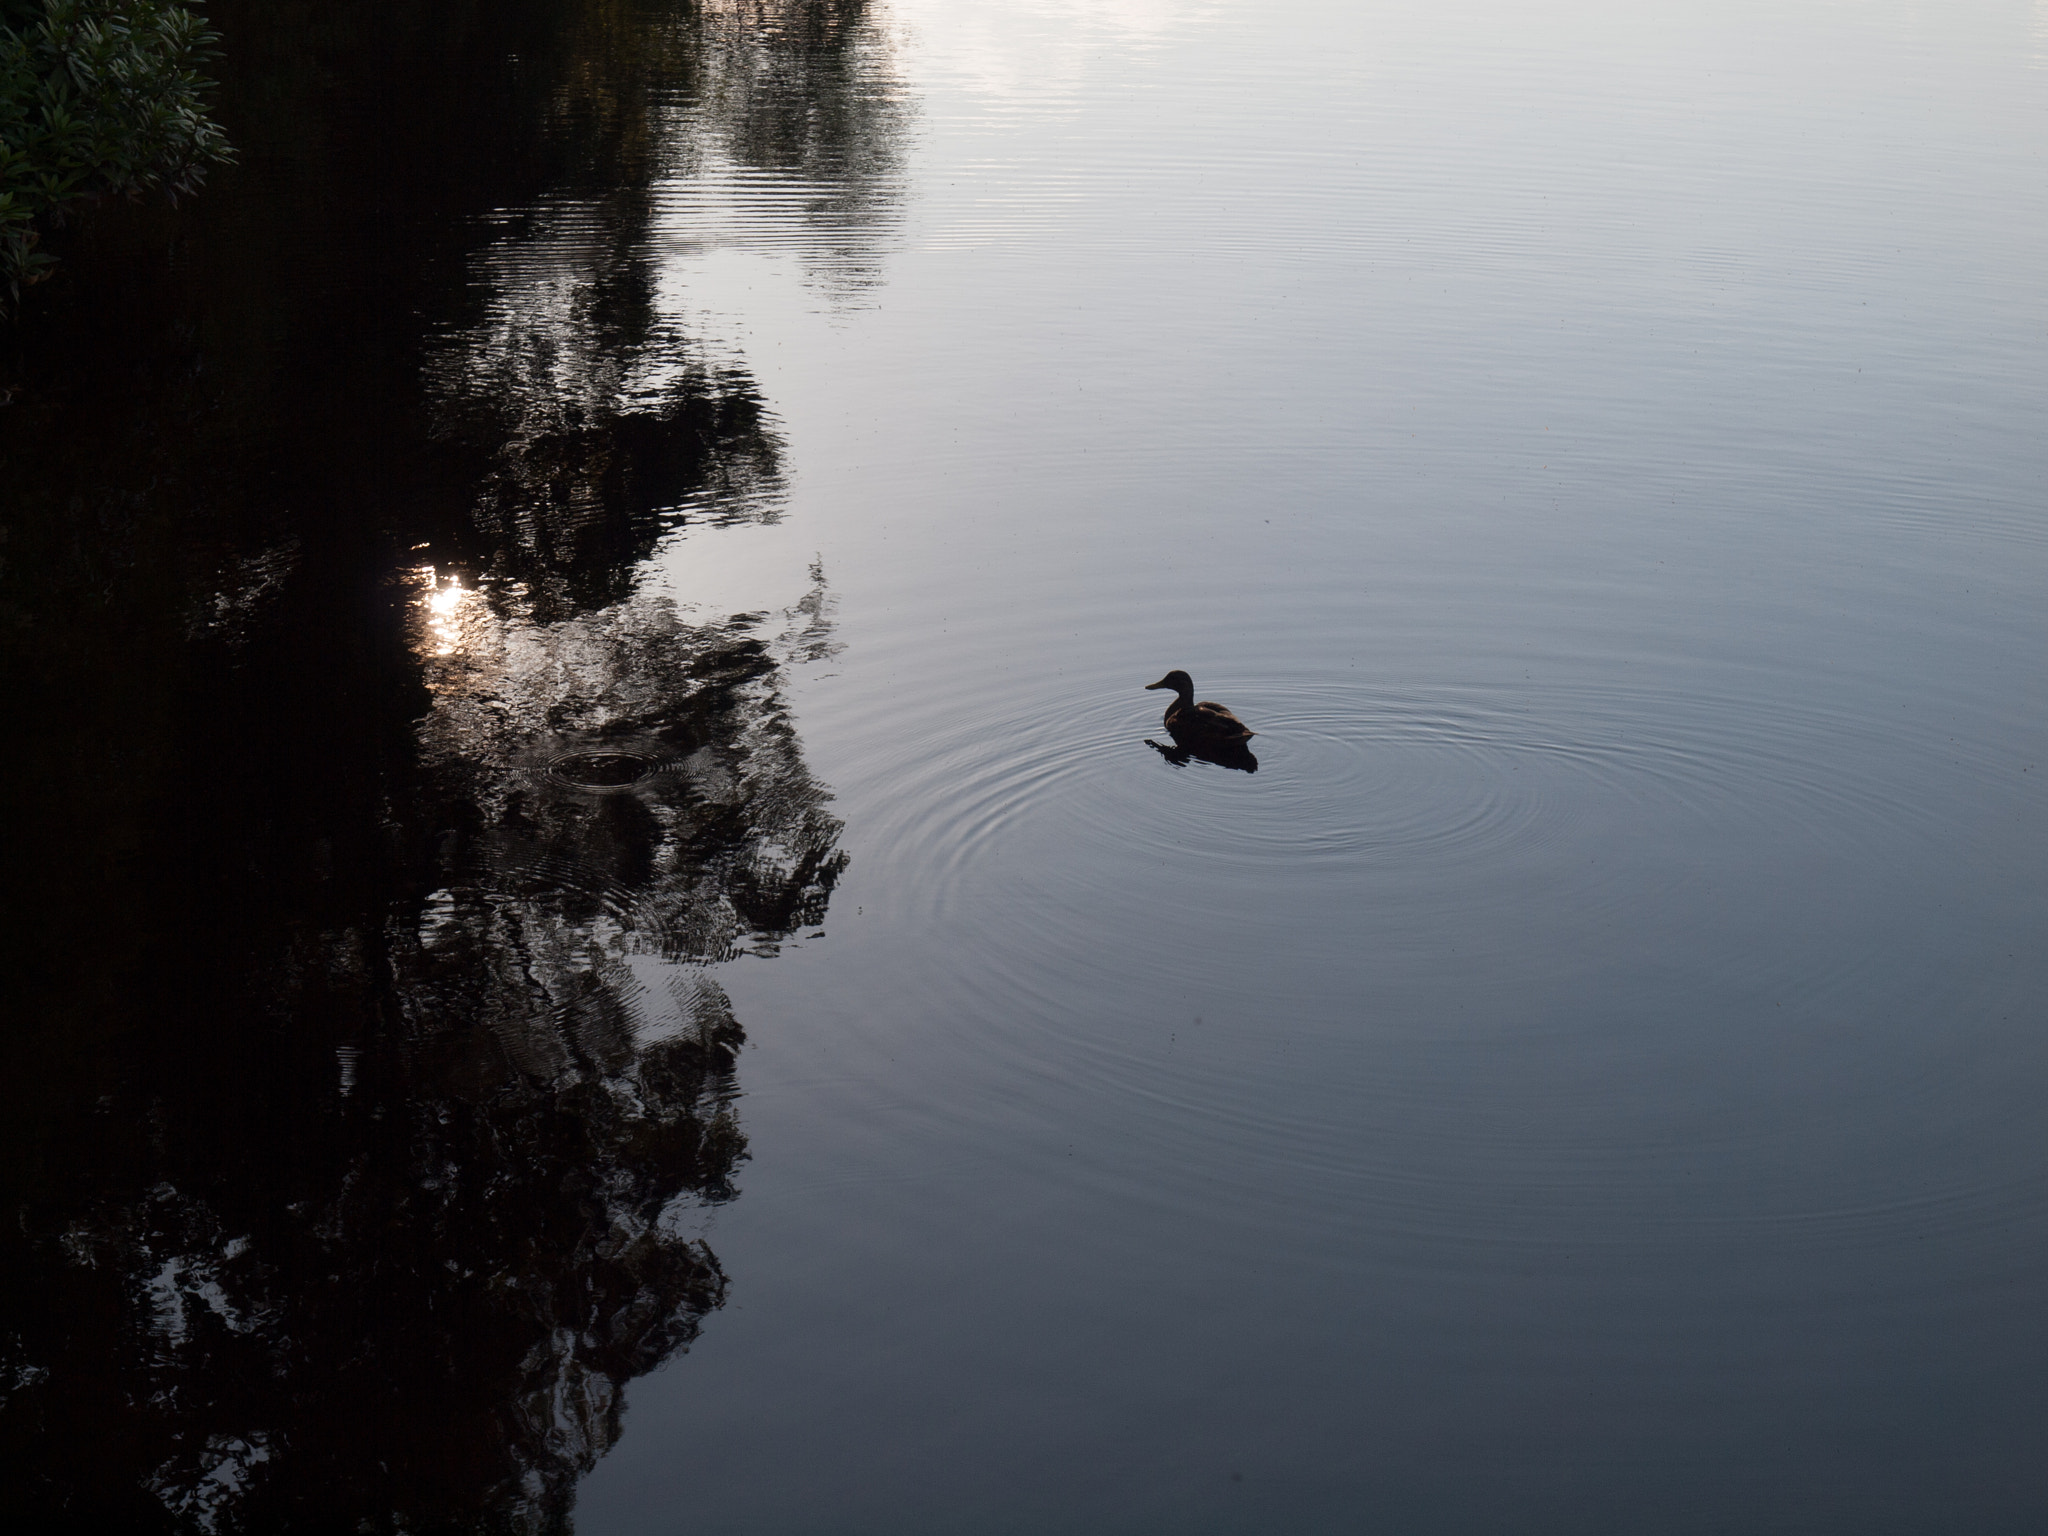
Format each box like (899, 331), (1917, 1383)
(1145, 670), (1254, 743)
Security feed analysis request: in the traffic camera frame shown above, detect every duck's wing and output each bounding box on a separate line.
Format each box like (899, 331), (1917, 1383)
(1193, 701), (1254, 737)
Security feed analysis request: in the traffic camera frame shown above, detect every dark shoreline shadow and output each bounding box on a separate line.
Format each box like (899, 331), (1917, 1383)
(0, 2), (899, 1530)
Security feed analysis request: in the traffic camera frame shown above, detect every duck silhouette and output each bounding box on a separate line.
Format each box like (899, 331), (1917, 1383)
(1144, 670), (1258, 772)
(1145, 670), (1254, 743)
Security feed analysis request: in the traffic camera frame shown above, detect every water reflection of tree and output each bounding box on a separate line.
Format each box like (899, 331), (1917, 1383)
(0, 2), (895, 1530)
(2, 576), (847, 1532)
(427, 0), (910, 614)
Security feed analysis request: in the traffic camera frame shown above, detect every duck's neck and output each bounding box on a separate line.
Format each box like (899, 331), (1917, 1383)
(1171, 681), (1195, 709)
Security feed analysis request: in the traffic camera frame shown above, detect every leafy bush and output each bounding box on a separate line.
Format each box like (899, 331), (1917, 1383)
(0, 0), (232, 306)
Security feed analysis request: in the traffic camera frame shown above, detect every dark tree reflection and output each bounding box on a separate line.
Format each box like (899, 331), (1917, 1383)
(1, 571), (847, 1532)
(0, 1), (896, 1530)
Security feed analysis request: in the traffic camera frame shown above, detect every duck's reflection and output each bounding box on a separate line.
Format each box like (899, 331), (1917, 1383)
(1147, 735), (1261, 773)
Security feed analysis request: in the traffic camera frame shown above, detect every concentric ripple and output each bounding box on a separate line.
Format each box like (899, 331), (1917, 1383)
(547, 749), (662, 791)
(845, 668), (1951, 937)
(519, 737), (688, 799)
(811, 666), (2044, 1266)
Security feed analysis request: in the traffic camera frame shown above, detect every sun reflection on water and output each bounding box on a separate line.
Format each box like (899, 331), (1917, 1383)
(419, 567), (477, 658)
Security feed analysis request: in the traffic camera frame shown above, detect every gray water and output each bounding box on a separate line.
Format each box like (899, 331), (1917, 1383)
(564, 1), (2048, 1529)
(6, 0), (2045, 1530)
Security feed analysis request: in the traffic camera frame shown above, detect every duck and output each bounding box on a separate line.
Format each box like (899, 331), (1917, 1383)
(1145, 670), (1255, 743)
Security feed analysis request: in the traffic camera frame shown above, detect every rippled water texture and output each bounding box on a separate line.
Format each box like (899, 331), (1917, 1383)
(577, 1), (2048, 1531)
(4, 0), (2046, 1531)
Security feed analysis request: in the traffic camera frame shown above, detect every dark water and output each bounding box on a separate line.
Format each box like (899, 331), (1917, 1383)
(4, 0), (2046, 1531)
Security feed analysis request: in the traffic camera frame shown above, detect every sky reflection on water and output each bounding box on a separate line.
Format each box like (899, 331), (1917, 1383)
(580, 1), (2048, 1532)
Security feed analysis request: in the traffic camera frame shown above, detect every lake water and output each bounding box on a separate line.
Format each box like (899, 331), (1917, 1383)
(4, 1), (2045, 1531)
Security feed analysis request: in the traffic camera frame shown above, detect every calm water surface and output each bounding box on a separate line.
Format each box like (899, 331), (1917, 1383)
(4, 0), (2045, 1531)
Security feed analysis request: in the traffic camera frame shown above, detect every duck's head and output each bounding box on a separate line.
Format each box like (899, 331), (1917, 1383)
(1145, 669), (1194, 695)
